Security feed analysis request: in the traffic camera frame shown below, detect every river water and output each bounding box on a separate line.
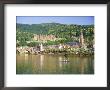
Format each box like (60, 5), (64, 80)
(16, 54), (94, 74)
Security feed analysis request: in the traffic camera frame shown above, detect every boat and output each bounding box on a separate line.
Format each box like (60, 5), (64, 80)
(60, 59), (70, 62)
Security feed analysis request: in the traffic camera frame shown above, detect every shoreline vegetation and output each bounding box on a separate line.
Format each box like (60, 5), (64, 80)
(16, 44), (94, 56)
(16, 23), (94, 56)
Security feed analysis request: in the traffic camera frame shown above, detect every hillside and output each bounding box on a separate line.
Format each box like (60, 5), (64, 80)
(16, 23), (94, 37)
(16, 23), (94, 47)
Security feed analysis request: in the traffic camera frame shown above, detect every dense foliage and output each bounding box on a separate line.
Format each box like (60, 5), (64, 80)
(16, 30), (34, 46)
(16, 23), (94, 47)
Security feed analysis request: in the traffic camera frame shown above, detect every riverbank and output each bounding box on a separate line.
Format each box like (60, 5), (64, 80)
(16, 46), (94, 56)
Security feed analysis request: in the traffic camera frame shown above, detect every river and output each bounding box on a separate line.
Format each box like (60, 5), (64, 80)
(16, 54), (94, 74)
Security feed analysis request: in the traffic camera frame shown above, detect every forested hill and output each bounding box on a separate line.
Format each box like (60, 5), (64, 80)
(16, 23), (94, 36)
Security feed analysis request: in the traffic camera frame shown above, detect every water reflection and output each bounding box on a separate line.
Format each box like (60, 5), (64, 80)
(40, 55), (44, 72)
(16, 54), (94, 74)
(59, 57), (62, 68)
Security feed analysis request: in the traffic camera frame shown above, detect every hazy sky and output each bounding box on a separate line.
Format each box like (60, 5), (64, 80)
(16, 16), (94, 25)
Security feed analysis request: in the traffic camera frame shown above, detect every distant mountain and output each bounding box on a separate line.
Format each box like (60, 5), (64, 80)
(17, 23), (60, 34)
(16, 23), (94, 35)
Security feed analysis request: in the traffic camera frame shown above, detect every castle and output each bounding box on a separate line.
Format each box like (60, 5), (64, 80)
(33, 34), (57, 42)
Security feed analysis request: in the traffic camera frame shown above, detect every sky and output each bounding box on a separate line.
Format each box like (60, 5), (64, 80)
(16, 16), (94, 25)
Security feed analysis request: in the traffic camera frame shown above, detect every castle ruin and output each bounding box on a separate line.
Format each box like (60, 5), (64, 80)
(33, 34), (57, 42)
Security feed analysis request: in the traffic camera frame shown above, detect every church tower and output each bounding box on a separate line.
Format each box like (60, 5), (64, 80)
(79, 30), (84, 47)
